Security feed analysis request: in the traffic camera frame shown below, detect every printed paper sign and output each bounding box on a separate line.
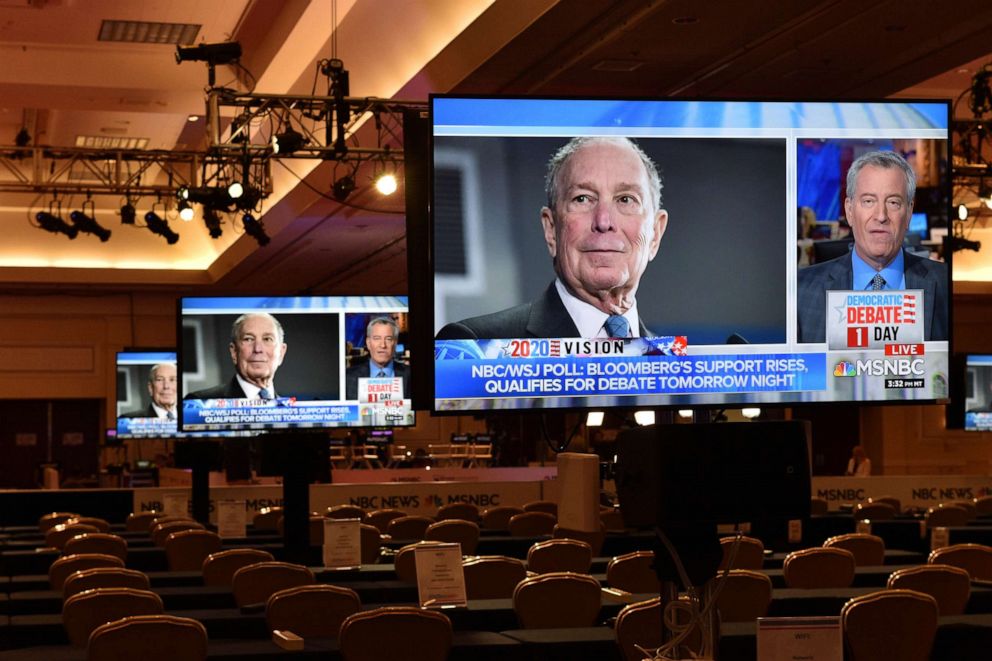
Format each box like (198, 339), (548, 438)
(826, 290), (923, 351)
(757, 616), (842, 661)
(216, 499), (246, 538)
(163, 493), (188, 518)
(323, 518), (362, 569)
(414, 542), (467, 608)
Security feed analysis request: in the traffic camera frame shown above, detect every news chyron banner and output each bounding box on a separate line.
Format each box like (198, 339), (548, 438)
(435, 336), (827, 410)
(825, 290), (947, 401)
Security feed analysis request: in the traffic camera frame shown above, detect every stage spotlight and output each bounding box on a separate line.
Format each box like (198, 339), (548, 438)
(374, 172), (398, 195)
(333, 174), (355, 202)
(234, 186), (262, 211)
(242, 213), (271, 246)
(120, 204), (136, 225)
(272, 128), (307, 155)
(69, 210), (112, 242)
(227, 181), (244, 199)
(35, 211), (78, 239)
(178, 200), (195, 222)
(144, 211), (180, 244)
(14, 128), (30, 147)
(202, 207), (224, 239)
(175, 41), (242, 65)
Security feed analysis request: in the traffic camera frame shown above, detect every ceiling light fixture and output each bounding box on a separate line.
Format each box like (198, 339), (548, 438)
(202, 207), (223, 239)
(175, 41), (242, 65)
(178, 200), (195, 222)
(143, 211), (180, 244)
(242, 213), (270, 246)
(35, 202), (78, 239)
(272, 127), (308, 155)
(374, 172), (398, 195)
(69, 199), (111, 242)
(332, 174), (356, 202)
(120, 202), (137, 225)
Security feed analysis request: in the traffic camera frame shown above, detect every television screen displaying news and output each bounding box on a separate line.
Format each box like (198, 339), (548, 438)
(964, 355), (992, 431)
(428, 97), (950, 411)
(179, 296), (414, 431)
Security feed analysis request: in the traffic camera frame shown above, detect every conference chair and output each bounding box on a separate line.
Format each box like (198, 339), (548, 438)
(553, 524), (606, 556)
(607, 550), (660, 594)
(928, 542), (992, 580)
(231, 561), (315, 608)
(718, 535), (765, 570)
(45, 522), (101, 550)
(202, 548), (275, 586)
(364, 507), (406, 533)
(64, 515), (111, 533)
(508, 511), (557, 537)
(924, 504), (970, 529)
(601, 508), (626, 532)
(326, 504), (367, 520)
(480, 505), (525, 531)
(252, 506), (284, 531)
(615, 597), (663, 661)
(512, 571), (603, 628)
(63, 532), (128, 561)
(151, 520), (204, 547)
(782, 547), (856, 588)
(852, 501), (897, 521)
(810, 497), (829, 515)
(523, 500), (558, 516)
(394, 541), (447, 583)
(87, 614), (208, 661)
(126, 511), (161, 532)
(527, 538), (593, 575)
(462, 555), (528, 599)
(947, 499), (978, 521)
(974, 495), (992, 517)
(49, 553), (125, 591)
(62, 587), (164, 647)
(164, 529), (222, 571)
(338, 606), (453, 661)
(713, 569), (773, 622)
(841, 589), (939, 661)
(386, 514), (435, 541)
(435, 502), (480, 523)
(39, 511), (79, 532)
(867, 495), (902, 513)
(424, 519), (480, 555)
(887, 564), (971, 616)
(824, 532), (886, 566)
(266, 584), (361, 639)
(274, 513), (325, 541)
(360, 523), (383, 564)
(62, 567), (151, 599)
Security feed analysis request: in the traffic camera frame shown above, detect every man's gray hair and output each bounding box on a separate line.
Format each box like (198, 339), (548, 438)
(545, 136), (663, 211)
(366, 316), (399, 337)
(230, 312), (285, 344)
(846, 150), (916, 202)
(148, 363), (172, 383)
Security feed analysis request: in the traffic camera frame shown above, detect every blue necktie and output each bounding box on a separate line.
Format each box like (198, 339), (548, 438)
(258, 388), (271, 399)
(604, 315), (630, 338)
(870, 273), (886, 291)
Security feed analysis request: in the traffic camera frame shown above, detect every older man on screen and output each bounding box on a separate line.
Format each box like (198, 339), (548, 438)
(185, 312), (287, 400)
(796, 150), (948, 343)
(437, 136), (668, 340)
(121, 362), (178, 419)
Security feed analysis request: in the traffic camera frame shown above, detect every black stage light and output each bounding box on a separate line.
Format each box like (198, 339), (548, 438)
(272, 128), (307, 155)
(36, 211), (78, 239)
(175, 41), (242, 65)
(69, 210), (112, 242)
(180, 186), (233, 210)
(234, 185), (262, 211)
(14, 128), (30, 147)
(333, 174), (355, 202)
(144, 211), (180, 244)
(242, 213), (270, 246)
(202, 207), (224, 239)
(120, 204), (136, 225)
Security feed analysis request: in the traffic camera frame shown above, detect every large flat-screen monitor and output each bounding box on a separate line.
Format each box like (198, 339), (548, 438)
(423, 97), (951, 412)
(179, 296), (414, 432)
(963, 354), (992, 431)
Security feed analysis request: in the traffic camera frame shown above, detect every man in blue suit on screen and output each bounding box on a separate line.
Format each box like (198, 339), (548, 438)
(436, 136), (668, 340)
(796, 150), (948, 343)
(345, 316), (410, 400)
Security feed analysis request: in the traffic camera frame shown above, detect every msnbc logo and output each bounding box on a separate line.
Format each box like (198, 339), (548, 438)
(834, 362), (857, 377)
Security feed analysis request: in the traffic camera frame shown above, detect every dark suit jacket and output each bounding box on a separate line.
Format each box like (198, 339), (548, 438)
(184, 376), (247, 400)
(796, 249), (948, 343)
(345, 359), (410, 400)
(120, 403), (158, 418)
(435, 281), (650, 340)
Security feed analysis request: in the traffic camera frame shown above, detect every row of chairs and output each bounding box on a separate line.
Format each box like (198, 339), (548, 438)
(810, 494), (992, 524)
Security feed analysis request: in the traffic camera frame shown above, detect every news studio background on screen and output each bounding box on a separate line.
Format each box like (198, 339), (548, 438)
(964, 355), (992, 431)
(117, 350), (179, 439)
(429, 97), (950, 411)
(180, 296), (414, 431)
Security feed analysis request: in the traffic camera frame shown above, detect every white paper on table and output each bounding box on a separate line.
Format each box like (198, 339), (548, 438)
(323, 518), (362, 569)
(414, 542), (467, 608)
(757, 616), (842, 661)
(216, 499), (246, 538)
